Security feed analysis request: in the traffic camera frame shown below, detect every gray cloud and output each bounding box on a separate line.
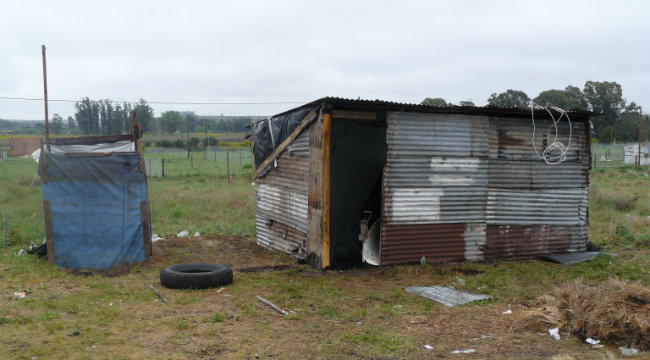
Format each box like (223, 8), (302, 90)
(1, 0), (648, 120)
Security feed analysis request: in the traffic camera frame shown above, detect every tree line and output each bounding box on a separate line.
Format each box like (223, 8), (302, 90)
(44, 98), (259, 136)
(421, 81), (648, 143)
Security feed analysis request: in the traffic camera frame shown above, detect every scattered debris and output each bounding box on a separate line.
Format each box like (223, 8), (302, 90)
(356, 321), (362, 326)
(17, 249), (26, 256)
(586, 338), (604, 348)
(620, 347), (640, 356)
(451, 349), (475, 354)
(549, 328), (561, 340)
(540, 252), (599, 265)
(529, 279), (650, 350)
(176, 230), (189, 238)
(424, 345), (433, 350)
(216, 287), (225, 293)
(13, 290), (26, 299)
(472, 335), (492, 341)
(405, 286), (491, 307)
(70, 331), (80, 336)
(193, 232), (200, 237)
(149, 285), (168, 303)
(502, 309), (512, 315)
(151, 234), (165, 243)
(457, 278), (465, 286)
(256, 295), (288, 316)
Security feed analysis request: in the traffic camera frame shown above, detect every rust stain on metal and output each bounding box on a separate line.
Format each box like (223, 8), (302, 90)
(485, 225), (578, 261)
(380, 223), (466, 264)
(43, 200), (54, 264)
(141, 201), (151, 257)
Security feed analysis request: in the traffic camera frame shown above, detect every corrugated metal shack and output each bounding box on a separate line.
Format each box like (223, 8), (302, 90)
(251, 98), (592, 270)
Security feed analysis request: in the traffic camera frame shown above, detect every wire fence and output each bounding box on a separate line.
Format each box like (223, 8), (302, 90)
(143, 147), (254, 180)
(592, 143), (649, 169)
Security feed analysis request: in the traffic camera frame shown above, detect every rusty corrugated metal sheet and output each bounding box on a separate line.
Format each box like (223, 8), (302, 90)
(488, 117), (588, 162)
(486, 188), (588, 226)
(488, 159), (588, 188)
(255, 130), (309, 258)
(485, 225), (587, 260)
(381, 223), (466, 264)
(381, 112), (489, 264)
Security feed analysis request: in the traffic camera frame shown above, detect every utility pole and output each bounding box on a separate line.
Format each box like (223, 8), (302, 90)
(41, 45), (50, 151)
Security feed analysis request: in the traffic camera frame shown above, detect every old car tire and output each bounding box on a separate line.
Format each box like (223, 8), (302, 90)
(160, 263), (233, 289)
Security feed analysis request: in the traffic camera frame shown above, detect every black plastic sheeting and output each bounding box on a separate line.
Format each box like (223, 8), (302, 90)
(251, 106), (318, 178)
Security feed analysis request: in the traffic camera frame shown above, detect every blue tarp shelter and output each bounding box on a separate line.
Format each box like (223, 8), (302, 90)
(37, 135), (152, 270)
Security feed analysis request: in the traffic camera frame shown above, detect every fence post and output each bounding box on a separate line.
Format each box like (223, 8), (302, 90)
(191, 154), (194, 169)
(3, 219), (7, 250)
(162, 158), (165, 178)
(227, 152), (230, 186)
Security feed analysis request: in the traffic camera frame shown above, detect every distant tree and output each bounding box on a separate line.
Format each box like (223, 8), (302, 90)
(583, 81), (626, 136)
(66, 116), (76, 134)
(189, 137), (200, 150)
(598, 125), (617, 143)
(459, 100), (475, 106)
(159, 111), (184, 133)
(534, 86), (588, 110)
(421, 97), (448, 107)
(487, 89), (530, 108)
(133, 99), (154, 133)
(50, 114), (64, 135)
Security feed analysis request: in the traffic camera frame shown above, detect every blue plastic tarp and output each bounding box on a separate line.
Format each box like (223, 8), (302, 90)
(40, 152), (151, 270)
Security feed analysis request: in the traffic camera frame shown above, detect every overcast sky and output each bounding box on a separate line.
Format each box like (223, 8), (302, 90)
(1, 0), (648, 120)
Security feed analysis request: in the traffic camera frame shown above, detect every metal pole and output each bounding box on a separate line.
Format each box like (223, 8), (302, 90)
(41, 45), (50, 151)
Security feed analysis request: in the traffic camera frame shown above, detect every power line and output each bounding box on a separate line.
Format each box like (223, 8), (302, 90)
(0, 96), (304, 105)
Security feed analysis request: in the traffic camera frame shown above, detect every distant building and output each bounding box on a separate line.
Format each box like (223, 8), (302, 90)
(10, 137), (42, 156)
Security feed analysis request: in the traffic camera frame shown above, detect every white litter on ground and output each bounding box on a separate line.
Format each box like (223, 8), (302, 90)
(151, 234), (165, 243)
(177, 230), (189, 237)
(424, 345), (433, 350)
(451, 349), (475, 354)
(549, 327), (561, 340)
(502, 309), (512, 314)
(193, 232), (200, 237)
(619, 347), (639, 356)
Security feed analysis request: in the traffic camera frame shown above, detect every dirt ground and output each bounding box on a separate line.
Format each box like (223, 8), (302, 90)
(6, 235), (632, 359)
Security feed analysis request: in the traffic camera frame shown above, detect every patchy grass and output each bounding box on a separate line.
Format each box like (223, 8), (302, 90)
(1, 155), (649, 358)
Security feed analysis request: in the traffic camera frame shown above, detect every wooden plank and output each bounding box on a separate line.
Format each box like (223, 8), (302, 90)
(321, 112), (331, 269)
(306, 116), (323, 269)
(252, 108), (318, 180)
(331, 110), (377, 120)
(141, 201), (152, 257)
(43, 201), (54, 264)
(50, 134), (134, 145)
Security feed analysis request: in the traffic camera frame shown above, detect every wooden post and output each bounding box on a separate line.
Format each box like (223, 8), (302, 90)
(639, 107), (643, 168)
(227, 151), (230, 186)
(161, 158), (165, 178)
(321, 112), (331, 269)
(41, 45), (50, 151)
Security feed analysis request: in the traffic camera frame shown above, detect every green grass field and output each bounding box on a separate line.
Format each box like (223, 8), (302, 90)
(1, 153), (649, 359)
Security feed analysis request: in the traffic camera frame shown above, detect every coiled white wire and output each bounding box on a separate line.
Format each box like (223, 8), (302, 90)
(529, 101), (572, 165)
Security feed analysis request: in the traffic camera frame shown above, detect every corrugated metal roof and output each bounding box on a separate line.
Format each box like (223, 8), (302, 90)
(264, 97), (594, 122)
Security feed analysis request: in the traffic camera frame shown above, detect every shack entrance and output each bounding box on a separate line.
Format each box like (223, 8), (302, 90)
(329, 112), (386, 268)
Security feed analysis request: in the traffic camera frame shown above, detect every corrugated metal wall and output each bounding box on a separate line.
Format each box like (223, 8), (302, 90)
(255, 129), (310, 258)
(381, 112), (589, 265)
(381, 112), (489, 264)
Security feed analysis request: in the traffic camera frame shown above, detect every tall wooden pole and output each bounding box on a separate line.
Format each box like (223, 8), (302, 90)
(41, 45), (50, 151)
